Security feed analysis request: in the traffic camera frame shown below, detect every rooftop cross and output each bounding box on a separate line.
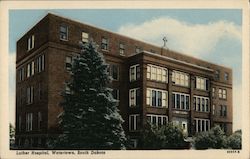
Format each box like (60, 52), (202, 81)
(163, 36), (168, 47)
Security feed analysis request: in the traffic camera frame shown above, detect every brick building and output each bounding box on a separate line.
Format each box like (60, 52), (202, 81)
(15, 13), (233, 148)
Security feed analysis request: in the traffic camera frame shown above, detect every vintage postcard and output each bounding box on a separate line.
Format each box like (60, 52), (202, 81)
(0, 0), (249, 159)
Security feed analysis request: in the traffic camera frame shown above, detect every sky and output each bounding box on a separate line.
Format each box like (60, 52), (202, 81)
(9, 9), (242, 131)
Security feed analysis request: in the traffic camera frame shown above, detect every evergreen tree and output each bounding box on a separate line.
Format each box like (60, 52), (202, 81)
(53, 41), (126, 149)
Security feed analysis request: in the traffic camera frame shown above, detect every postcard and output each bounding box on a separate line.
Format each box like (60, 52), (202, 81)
(0, 0), (249, 159)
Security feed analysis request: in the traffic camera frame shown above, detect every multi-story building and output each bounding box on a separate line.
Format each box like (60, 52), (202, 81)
(15, 13), (233, 148)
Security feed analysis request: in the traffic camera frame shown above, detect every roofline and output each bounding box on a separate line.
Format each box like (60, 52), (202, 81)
(139, 50), (214, 72)
(17, 12), (232, 70)
(46, 13), (232, 70)
(17, 12), (50, 43)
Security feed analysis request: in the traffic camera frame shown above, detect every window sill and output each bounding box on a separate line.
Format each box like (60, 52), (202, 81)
(27, 48), (34, 52)
(172, 108), (190, 111)
(101, 49), (109, 52)
(172, 83), (189, 88)
(147, 105), (167, 109)
(147, 79), (168, 84)
(194, 111), (210, 113)
(195, 88), (208, 92)
(60, 38), (68, 42)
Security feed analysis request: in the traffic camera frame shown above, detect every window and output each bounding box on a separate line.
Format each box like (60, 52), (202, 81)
(172, 70), (189, 87)
(82, 31), (89, 43)
(27, 35), (35, 51)
(147, 64), (168, 83)
(197, 98), (201, 111)
(196, 76), (208, 90)
(212, 87), (216, 98)
(172, 117), (188, 134)
(101, 37), (108, 51)
(19, 67), (25, 81)
(194, 118), (210, 132)
(224, 72), (229, 81)
(38, 112), (42, 130)
(151, 66), (157, 80)
(27, 61), (35, 77)
(202, 120), (205, 131)
(26, 86), (34, 105)
(31, 61), (35, 75)
(186, 96), (190, 110)
(212, 104), (216, 115)
(119, 43), (125, 55)
(129, 88), (140, 107)
(129, 114), (140, 131)
(201, 98), (205, 111)
(108, 64), (119, 80)
(146, 88), (168, 108)
(218, 89), (222, 98)
(60, 25), (68, 40)
(205, 99), (209, 112)
(37, 54), (45, 73)
(172, 92), (190, 110)
(65, 56), (72, 71)
(181, 95), (185, 109)
(194, 96), (209, 112)
(215, 70), (220, 80)
(147, 114), (168, 126)
(219, 88), (227, 99)
(27, 63), (30, 78)
(112, 89), (119, 100)
(18, 115), (22, 132)
(157, 68), (162, 81)
(220, 105), (227, 117)
(130, 64), (140, 81)
(222, 89), (227, 99)
(26, 113), (33, 131)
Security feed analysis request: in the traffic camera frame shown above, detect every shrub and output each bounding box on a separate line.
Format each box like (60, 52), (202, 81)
(194, 125), (227, 149)
(138, 122), (188, 149)
(226, 130), (242, 149)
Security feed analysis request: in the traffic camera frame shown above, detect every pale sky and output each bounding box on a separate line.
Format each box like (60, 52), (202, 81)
(9, 9), (242, 131)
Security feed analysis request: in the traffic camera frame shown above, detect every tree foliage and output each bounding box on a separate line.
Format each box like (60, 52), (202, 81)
(226, 130), (242, 149)
(138, 122), (189, 149)
(194, 125), (227, 149)
(52, 41), (126, 149)
(9, 123), (15, 139)
(9, 123), (15, 147)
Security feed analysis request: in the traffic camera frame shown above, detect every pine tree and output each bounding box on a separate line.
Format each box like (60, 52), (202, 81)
(53, 41), (127, 149)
